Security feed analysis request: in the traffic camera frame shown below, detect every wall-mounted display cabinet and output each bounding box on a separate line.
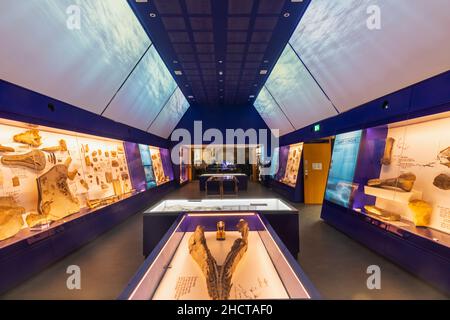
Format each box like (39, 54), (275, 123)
(322, 111), (450, 294)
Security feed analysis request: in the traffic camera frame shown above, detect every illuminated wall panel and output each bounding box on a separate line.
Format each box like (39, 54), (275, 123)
(103, 46), (178, 131)
(0, 0), (150, 114)
(148, 88), (190, 138)
(290, 0), (450, 112)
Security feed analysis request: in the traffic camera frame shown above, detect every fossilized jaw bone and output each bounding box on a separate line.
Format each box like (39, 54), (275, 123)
(13, 129), (42, 147)
(219, 219), (249, 299)
(188, 220), (249, 300)
(37, 163), (80, 221)
(0, 197), (25, 241)
(367, 172), (416, 192)
(189, 226), (220, 300)
(1, 149), (46, 171)
(381, 137), (395, 165)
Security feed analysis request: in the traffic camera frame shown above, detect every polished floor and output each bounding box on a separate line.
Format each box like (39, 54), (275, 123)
(1, 182), (448, 300)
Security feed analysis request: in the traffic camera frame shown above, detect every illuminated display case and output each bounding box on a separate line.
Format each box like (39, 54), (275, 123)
(120, 212), (319, 300)
(322, 111), (450, 294)
(149, 147), (174, 186)
(0, 118), (133, 245)
(179, 146), (189, 184)
(142, 199), (300, 261)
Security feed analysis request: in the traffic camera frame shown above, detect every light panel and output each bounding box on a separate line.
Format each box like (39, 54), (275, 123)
(290, 0), (450, 112)
(148, 88), (190, 138)
(0, 0), (150, 113)
(103, 46), (178, 131)
(264, 45), (338, 130)
(254, 87), (295, 137)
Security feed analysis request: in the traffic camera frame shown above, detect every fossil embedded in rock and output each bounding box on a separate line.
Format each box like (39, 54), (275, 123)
(1, 149), (46, 171)
(37, 164), (80, 221)
(438, 146), (450, 168)
(13, 129), (42, 147)
(0, 197), (26, 241)
(367, 172), (416, 192)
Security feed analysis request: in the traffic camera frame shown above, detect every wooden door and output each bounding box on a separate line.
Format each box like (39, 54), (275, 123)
(303, 142), (331, 204)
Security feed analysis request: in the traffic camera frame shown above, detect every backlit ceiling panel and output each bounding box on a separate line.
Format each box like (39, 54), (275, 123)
(104, 46), (178, 132)
(0, 0), (150, 114)
(148, 88), (190, 139)
(254, 87), (295, 137)
(259, 45), (337, 132)
(289, 0), (450, 112)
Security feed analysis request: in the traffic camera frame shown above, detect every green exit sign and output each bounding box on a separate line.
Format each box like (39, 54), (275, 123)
(314, 124), (321, 132)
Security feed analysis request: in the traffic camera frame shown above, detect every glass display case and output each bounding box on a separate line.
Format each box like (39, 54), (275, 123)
(120, 212), (319, 300)
(148, 198), (296, 213)
(179, 146), (189, 184)
(325, 111), (450, 245)
(149, 147), (174, 186)
(273, 143), (303, 187)
(0, 117), (175, 248)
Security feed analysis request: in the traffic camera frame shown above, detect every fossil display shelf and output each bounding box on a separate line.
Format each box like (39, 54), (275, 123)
(119, 212), (319, 300)
(364, 186), (422, 204)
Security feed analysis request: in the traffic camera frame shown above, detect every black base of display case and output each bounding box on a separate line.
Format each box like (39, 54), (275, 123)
(143, 210), (299, 259)
(321, 200), (450, 295)
(0, 182), (176, 295)
(199, 174), (248, 191)
(270, 179), (303, 203)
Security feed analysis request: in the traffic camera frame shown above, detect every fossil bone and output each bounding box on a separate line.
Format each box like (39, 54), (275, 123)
(0, 145), (15, 152)
(367, 172), (416, 192)
(37, 163), (80, 221)
(188, 219), (249, 300)
(433, 174), (450, 190)
(408, 200), (432, 227)
(364, 205), (401, 221)
(1, 149), (46, 171)
(13, 129), (42, 147)
(26, 213), (54, 228)
(42, 139), (68, 152)
(0, 197), (25, 241)
(438, 146), (450, 168)
(381, 137), (395, 165)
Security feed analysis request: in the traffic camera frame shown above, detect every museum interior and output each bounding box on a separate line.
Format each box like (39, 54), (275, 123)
(0, 0), (449, 301)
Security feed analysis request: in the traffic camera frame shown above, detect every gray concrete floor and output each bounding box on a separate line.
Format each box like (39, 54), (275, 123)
(1, 182), (448, 300)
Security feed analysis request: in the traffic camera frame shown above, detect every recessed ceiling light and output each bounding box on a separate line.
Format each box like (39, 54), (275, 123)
(219, 79), (223, 82)
(174, 70), (183, 75)
(260, 69), (268, 75)
(283, 12), (290, 18)
(254, 84), (258, 87)
(249, 95), (255, 98)
(135, 0), (148, 3)
(173, 60), (178, 64)
(263, 60), (269, 64)
(188, 95), (194, 99)
(291, 0), (303, 2)
(218, 60), (223, 64)
(185, 84), (189, 87)
(149, 13), (156, 18)
(219, 71), (224, 76)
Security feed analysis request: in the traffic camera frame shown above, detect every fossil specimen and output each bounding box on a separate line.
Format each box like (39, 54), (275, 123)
(189, 219), (249, 300)
(37, 162), (80, 221)
(1, 149), (46, 171)
(26, 213), (54, 228)
(438, 146), (450, 168)
(364, 205), (400, 221)
(408, 199), (432, 227)
(0, 145), (15, 152)
(13, 129), (42, 147)
(381, 137), (395, 165)
(0, 197), (25, 241)
(42, 139), (68, 152)
(367, 172), (416, 192)
(433, 174), (450, 190)
(86, 195), (119, 209)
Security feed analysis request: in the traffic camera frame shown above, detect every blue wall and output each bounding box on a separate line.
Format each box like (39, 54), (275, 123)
(172, 103), (274, 146)
(279, 70), (450, 146)
(0, 80), (169, 148)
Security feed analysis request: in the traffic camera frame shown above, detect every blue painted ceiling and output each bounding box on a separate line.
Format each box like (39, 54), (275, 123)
(128, 0), (311, 106)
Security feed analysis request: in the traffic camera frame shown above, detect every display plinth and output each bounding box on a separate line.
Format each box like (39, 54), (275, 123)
(364, 186), (422, 204)
(120, 212), (319, 300)
(143, 199), (300, 259)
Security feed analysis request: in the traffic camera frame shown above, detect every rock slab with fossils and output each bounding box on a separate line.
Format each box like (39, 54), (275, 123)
(0, 196), (25, 241)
